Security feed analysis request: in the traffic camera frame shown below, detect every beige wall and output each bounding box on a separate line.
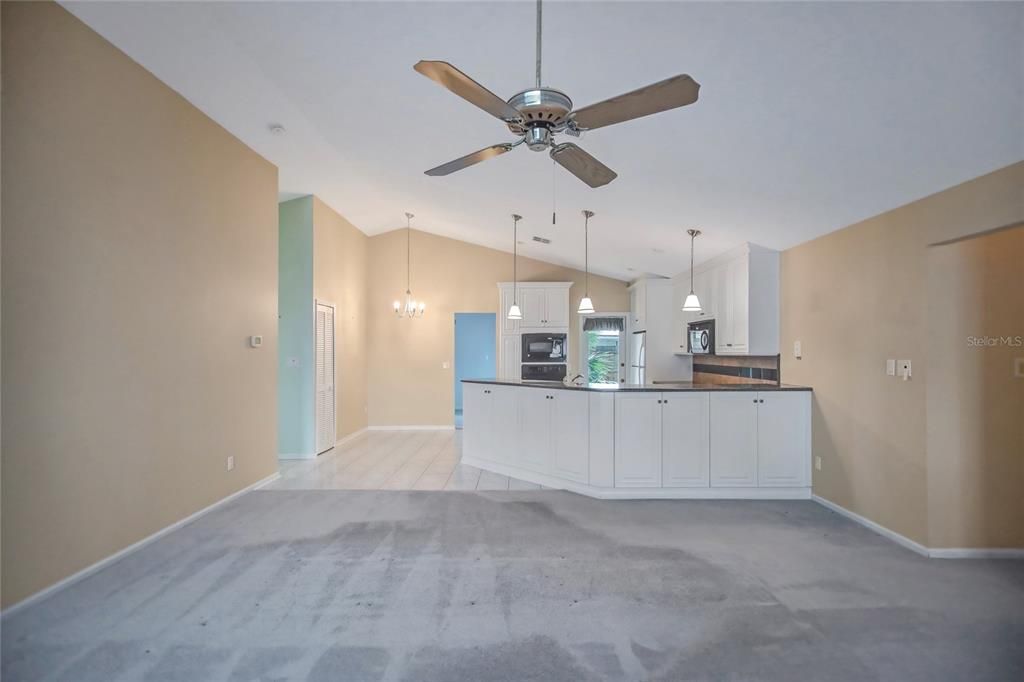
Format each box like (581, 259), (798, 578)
(367, 229), (628, 427)
(926, 225), (1024, 549)
(780, 162), (1024, 546)
(1, 2), (279, 607)
(313, 197), (369, 440)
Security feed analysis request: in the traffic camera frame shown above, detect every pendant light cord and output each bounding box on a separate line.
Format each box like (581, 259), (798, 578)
(512, 214), (522, 304)
(584, 214), (589, 297)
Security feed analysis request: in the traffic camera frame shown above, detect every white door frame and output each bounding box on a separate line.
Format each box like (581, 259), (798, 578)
(315, 300), (337, 454)
(578, 312), (629, 384)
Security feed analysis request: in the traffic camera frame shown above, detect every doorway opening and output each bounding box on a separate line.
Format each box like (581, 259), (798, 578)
(315, 301), (336, 455)
(454, 313), (497, 429)
(580, 314), (627, 386)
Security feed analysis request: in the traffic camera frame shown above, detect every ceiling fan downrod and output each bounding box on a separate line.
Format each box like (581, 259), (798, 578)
(535, 0), (543, 89)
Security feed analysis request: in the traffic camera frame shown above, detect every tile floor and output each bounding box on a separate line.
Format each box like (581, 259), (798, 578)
(266, 429), (542, 491)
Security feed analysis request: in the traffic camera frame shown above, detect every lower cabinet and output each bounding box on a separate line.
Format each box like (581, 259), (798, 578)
(662, 393), (711, 487)
(465, 384), (519, 465)
(614, 393), (663, 487)
(709, 392), (759, 486)
(614, 392), (710, 488)
(514, 388), (589, 482)
(709, 391), (811, 487)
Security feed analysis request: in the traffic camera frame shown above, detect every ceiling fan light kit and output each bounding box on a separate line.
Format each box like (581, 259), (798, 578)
(414, 0), (699, 188)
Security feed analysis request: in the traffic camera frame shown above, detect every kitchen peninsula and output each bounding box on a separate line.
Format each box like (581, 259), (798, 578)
(462, 379), (812, 499)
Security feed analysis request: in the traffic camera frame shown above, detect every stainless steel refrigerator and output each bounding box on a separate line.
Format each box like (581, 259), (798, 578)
(630, 330), (646, 385)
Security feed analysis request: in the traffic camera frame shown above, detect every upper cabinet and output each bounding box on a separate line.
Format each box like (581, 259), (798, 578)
(673, 244), (779, 355)
(497, 282), (572, 331)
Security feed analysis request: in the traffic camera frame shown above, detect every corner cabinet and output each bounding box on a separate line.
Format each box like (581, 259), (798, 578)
(672, 244), (779, 355)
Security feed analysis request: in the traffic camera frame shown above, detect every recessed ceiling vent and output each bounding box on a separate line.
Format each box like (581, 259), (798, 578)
(532, 236), (551, 244)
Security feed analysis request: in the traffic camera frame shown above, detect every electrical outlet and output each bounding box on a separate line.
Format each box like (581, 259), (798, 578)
(442, 361), (450, 370)
(897, 359), (912, 380)
(226, 456), (235, 471)
(815, 456), (822, 471)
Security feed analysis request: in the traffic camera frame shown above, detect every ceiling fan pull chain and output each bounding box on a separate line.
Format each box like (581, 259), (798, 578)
(551, 157), (557, 225)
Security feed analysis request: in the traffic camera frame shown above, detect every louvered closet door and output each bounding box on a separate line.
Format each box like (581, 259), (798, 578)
(315, 303), (336, 455)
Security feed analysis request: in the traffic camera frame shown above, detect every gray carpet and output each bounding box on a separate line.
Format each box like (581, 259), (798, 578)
(3, 490), (1023, 681)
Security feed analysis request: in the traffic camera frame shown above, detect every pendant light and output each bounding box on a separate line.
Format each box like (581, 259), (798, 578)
(393, 212), (425, 318)
(577, 210), (595, 314)
(507, 214), (523, 320)
(682, 228), (702, 312)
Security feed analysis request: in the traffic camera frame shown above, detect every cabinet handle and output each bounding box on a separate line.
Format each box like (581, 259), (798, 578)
(759, 399), (765, 403)
(752, 398), (757, 403)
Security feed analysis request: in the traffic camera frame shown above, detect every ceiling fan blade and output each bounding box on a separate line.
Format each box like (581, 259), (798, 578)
(571, 74), (700, 131)
(425, 143), (514, 176)
(414, 60), (521, 122)
(550, 143), (617, 188)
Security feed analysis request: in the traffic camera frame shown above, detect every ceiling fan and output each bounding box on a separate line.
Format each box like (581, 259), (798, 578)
(414, 0), (700, 188)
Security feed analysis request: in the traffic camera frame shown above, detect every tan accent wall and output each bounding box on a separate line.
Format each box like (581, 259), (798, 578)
(313, 197), (369, 440)
(926, 225), (1024, 549)
(780, 162), (1024, 546)
(1, 2), (279, 607)
(366, 229), (629, 427)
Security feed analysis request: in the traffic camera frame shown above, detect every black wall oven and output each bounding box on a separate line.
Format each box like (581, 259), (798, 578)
(521, 333), (567, 363)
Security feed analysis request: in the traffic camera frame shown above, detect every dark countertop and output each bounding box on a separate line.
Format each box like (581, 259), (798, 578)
(462, 379), (812, 392)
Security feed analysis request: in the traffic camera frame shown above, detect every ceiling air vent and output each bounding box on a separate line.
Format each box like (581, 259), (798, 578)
(532, 236), (551, 244)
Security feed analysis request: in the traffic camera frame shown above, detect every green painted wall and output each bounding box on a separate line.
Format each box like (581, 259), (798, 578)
(278, 196), (315, 457)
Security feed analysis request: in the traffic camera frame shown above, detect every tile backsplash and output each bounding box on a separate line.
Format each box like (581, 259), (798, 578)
(691, 354), (781, 385)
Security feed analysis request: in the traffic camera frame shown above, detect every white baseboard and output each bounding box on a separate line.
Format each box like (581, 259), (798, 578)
(278, 452), (315, 460)
(813, 495), (1023, 559)
(335, 427), (367, 448)
(928, 547), (1024, 559)
(367, 425), (455, 431)
(1, 470), (281, 620)
(813, 494), (930, 557)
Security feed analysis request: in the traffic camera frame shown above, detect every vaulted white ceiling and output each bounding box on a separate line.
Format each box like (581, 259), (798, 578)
(64, 1), (1023, 281)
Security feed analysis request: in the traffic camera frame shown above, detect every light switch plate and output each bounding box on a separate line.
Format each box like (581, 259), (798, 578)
(897, 359), (912, 380)
(249, 335), (263, 348)
(226, 456), (235, 471)
(886, 359), (896, 376)
(1015, 357), (1024, 378)
(793, 340), (802, 359)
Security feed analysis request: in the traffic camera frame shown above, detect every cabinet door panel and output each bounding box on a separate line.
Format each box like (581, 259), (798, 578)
(520, 289), (546, 327)
(710, 392), (758, 487)
(500, 334), (521, 380)
(757, 392), (809, 486)
(517, 389), (552, 473)
(662, 393), (710, 487)
(463, 384), (491, 461)
(488, 386), (519, 467)
(551, 391), (589, 483)
(544, 288), (570, 328)
(614, 393), (662, 487)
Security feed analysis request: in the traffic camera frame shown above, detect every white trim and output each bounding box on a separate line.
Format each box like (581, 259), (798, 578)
(928, 548), (1024, 559)
(278, 451), (316, 460)
(463, 455), (810, 500)
(335, 427), (367, 448)
(813, 495), (930, 557)
(1, 471), (281, 620)
(367, 425), (455, 431)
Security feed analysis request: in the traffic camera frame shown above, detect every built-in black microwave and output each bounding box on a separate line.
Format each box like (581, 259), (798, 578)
(521, 333), (567, 363)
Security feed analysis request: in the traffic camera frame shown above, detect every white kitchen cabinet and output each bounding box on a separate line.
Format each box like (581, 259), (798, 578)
(500, 287), (520, 335)
(544, 291), (570, 328)
(757, 391), (810, 487)
(614, 392), (663, 487)
(462, 383), (489, 461)
(551, 390), (590, 483)
(710, 392), (759, 487)
(629, 282), (647, 331)
(520, 288), (547, 328)
(517, 389), (552, 473)
(671, 244), (779, 356)
(500, 335), (521, 380)
(662, 392), (710, 487)
(498, 283), (572, 330)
